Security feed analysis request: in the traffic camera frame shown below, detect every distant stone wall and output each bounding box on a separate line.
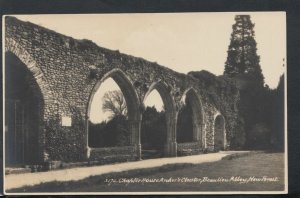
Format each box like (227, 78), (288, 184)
(89, 146), (137, 163)
(177, 142), (203, 156)
(5, 16), (242, 163)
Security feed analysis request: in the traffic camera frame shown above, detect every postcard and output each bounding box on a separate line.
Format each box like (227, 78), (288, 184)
(2, 12), (287, 195)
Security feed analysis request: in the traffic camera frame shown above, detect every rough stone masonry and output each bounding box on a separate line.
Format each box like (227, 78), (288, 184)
(4, 16), (242, 166)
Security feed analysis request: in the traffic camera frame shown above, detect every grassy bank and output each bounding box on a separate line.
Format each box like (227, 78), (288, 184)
(8, 152), (285, 193)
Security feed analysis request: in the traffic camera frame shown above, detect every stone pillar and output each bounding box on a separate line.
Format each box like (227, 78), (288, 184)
(223, 128), (227, 150)
(193, 120), (204, 149)
(129, 118), (142, 160)
(192, 120), (201, 141)
(86, 147), (91, 159)
(165, 111), (177, 157)
(39, 101), (56, 164)
(39, 128), (47, 163)
(165, 141), (177, 157)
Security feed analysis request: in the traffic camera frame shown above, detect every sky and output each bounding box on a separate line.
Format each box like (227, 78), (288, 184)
(13, 12), (286, 123)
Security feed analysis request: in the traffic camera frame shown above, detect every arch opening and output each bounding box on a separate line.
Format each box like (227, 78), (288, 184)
(141, 89), (166, 159)
(214, 114), (226, 151)
(87, 69), (140, 149)
(5, 51), (44, 166)
(141, 82), (176, 159)
(177, 89), (203, 144)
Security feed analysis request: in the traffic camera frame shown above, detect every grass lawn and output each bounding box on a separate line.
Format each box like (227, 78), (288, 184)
(8, 152), (285, 193)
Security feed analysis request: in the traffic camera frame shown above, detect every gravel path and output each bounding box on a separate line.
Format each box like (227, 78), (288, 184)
(5, 151), (249, 190)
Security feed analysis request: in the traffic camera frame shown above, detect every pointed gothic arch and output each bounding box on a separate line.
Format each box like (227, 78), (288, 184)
(177, 87), (205, 147)
(142, 81), (177, 156)
(86, 68), (142, 158)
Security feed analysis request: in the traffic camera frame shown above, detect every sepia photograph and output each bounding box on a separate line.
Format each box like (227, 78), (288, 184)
(2, 12), (287, 194)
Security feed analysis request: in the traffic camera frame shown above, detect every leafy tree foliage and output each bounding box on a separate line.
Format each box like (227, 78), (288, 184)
(88, 90), (130, 148)
(238, 84), (269, 149)
(102, 90), (127, 119)
(88, 115), (130, 147)
(141, 106), (167, 152)
(230, 73), (284, 150)
(270, 74), (285, 151)
(224, 15), (264, 87)
(242, 75), (284, 150)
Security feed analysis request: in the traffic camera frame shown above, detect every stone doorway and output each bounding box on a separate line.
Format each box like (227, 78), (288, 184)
(5, 52), (43, 166)
(214, 115), (226, 151)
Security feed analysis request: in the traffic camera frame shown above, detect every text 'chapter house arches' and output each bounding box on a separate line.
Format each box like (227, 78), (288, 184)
(87, 69), (141, 149)
(142, 81), (177, 157)
(214, 114), (226, 151)
(177, 88), (204, 145)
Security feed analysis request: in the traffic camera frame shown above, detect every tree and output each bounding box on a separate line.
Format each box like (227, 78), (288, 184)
(88, 115), (130, 147)
(270, 74), (284, 151)
(224, 15), (264, 87)
(104, 115), (130, 146)
(102, 90), (127, 118)
(223, 15), (273, 150)
(89, 90), (130, 148)
(141, 106), (166, 148)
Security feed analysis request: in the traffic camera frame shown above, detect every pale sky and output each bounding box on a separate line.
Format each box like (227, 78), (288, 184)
(13, 12), (286, 123)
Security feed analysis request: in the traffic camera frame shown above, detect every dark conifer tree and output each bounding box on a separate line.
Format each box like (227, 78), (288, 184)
(224, 15), (274, 149)
(224, 15), (264, 86)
